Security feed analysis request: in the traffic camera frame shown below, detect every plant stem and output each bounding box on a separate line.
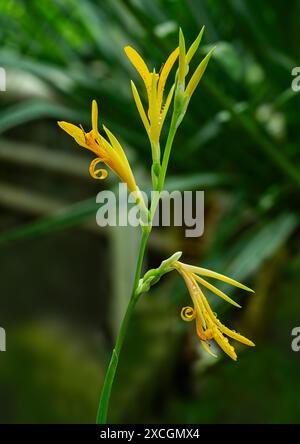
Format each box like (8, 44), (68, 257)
(96, 227), (150, 424)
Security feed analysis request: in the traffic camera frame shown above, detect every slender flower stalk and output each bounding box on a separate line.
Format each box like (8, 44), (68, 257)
(174, 261), (255, 360)
(57, 28), (255, 424)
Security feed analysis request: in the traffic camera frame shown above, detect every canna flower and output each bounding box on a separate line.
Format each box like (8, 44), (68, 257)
(124, 45), (179, 155)
(58, 100), (147, 211)
(174, 261), (255, 361)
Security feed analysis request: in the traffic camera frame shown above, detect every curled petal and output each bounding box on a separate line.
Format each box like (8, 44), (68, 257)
(181, 306), (196, 322)
(89, 158), (108, 180)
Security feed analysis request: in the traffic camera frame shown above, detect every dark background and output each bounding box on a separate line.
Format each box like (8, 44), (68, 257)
(0, 0), (300, 423)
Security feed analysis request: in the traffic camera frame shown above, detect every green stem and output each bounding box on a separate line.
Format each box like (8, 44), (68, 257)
(96, 227), (150, 424)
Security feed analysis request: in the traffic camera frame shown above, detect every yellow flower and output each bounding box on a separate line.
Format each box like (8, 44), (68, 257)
(58, 100), (142, 197)
(174, 261), (255, 361)
(124, 45), (179, 151)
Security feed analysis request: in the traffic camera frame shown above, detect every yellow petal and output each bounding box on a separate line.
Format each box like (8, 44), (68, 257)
(124, 46), (151, 99)
(102, 125), (127, 162)
(217, 323), (255, 347)
(130, 80), (150, 132)
(193, 274), (241, 308)
(199, 287), (255, 348)
(186, 26), (205, 64)
(58, 121), (87, 148)
(213, 329), (237, 361)
(185, 47), (215, 99)
(100, 130), (136, 191)
(92, 99), (99, 134)
(157, 47), (179, 109)
(180, 263), (254, 293)
(149, 70), (159, 142)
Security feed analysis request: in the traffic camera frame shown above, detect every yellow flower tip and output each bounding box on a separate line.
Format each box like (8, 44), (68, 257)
(124, 45), (151, 93)
(57, 120), (87, 148)
(124, 45), (132, 55)
(57, 120), (72, 132)
(91, 99), (99, 133)
(236, 282), (254, 293)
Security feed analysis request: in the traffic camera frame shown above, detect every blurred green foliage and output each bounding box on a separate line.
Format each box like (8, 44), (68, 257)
(0, 0), (300, 424)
